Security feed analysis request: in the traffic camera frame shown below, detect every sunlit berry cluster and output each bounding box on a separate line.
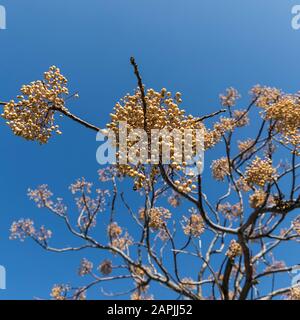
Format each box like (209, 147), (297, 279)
(263, 96), (300, 150)
(50, 284), (86, 300)
(107, 222), (122, 238)
(50, 284), (70, 300)
(107, 88), (206, 184)
(28, 184), (67, 216)
(115, 164), (148, 191)
(292, 217), (300, 236)
(139, 207), (171, 231)
(98, 259), (113, 275)
(226, 240), (242, 260)
(211, 157), (230, 181)
(203, 127), (223, 150)
(168, 192), (181, 208)
(249, 189), (267, 209)
(108, 88), (201, 133)
(70, 178), (93, 194)
(10, 219), (35, 241)
(251, 85), (281, 108)
(174, 177), (197, 194)
(245, 157), (276, 187)
(98, 166), (123, 182)
(107, 222), (132, 251)
(28, 184), (54, 208)
(236, 177), (252, 192)
(130, 265), (147, 279)
(129, 265), (154, 300)
(290, 287), (300, 300)
(2, 66), (68, 143)
(182, 212), (205, 237)
(10, 219), (52, 242)
(219, 87), (240, 107)
(131, 291), (154, 300)
(78, 258), (93, 276)
(251, 85), (300, 152)
(202, 109), (249, 151)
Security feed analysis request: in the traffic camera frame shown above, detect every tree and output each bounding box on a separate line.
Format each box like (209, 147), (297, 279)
(2, 58), (300, 300)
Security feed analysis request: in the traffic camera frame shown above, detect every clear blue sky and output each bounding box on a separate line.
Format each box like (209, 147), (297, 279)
(0, 0), (300, 299)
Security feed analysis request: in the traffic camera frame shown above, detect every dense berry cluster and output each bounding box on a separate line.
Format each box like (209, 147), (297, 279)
(98, 259), (113, 275)
(2, 66), (68, 143)
(211, 157), (230, 181)
(251, 85), (281, 108)
(245, 157), (276, 187)
(78, 259), (93, 276)
(253, 85), (300, 153)
(139, 207), (171, 230)
(107, 88), (205, 188)
(219, 87), (240, 107)
(290, 287), (300, 300)
(293, 218), (300, 236)
(50, 285), (70, 300)
(226, 240), (242, 260)
(249, 189), (267, 208)
(182, 213), (205, 237)
(10, 219), (52, 242)
(107, 222), (132, 251)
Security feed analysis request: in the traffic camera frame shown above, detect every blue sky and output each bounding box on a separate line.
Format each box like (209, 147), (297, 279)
(0, 0), (300, 299)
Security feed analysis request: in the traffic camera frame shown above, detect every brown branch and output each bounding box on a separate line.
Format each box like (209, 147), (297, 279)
(0, 100), (100, 132)
(196, 109), (227, 122)
(52, 107), (100, 132)
(130, 57), (148, 132)
(221, 258), (234, 300)
(238, 231), (253, 300)
(159, 163), (237, 234)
